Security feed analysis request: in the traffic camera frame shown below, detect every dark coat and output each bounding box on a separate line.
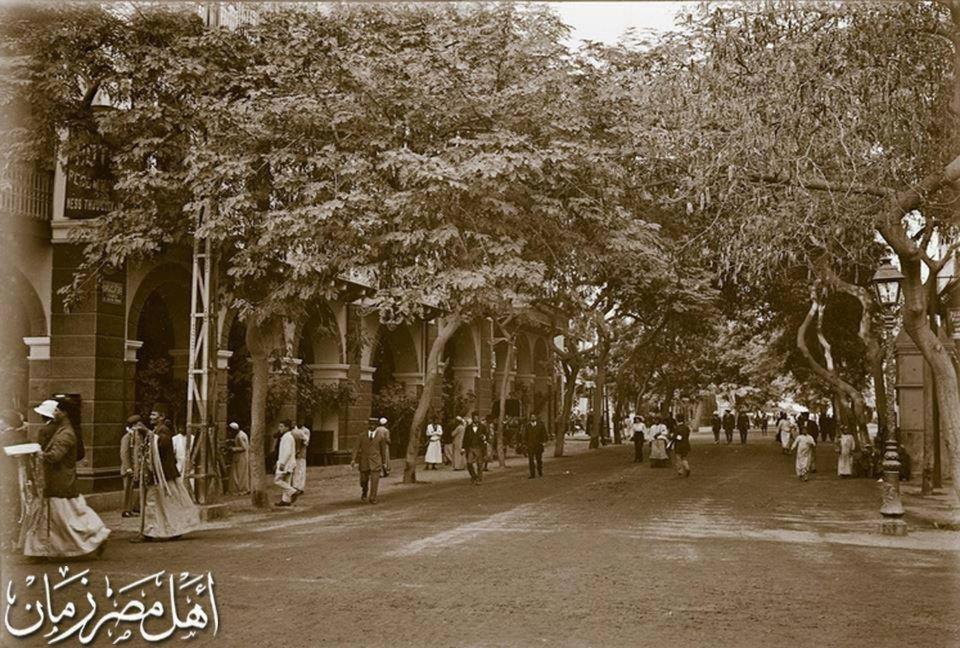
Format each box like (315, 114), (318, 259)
(155, 422), (180, 481)
(525, 420), (547, 451)
(462, 422), (489, 449)
(721, 413), (735, 432)
(736, 413), (750, 432)
(711, 415), (721, 433)
(352, 429), (389, 472)
(41, 421), (79, 498)
(671, 424), (691, 457)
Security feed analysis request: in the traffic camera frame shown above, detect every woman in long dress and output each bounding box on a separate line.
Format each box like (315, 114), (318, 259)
(424, 417), (443, 470)
(140, 418), (200, 541)
(776, 414), (792, 453)
(230, 423), (250, 494)
(790, 427), (817, 481)
(22, 398), (110, 559)
(836, 429), (855, 478)
(451, 417), (466, 470)
(649, 430), (670, 468)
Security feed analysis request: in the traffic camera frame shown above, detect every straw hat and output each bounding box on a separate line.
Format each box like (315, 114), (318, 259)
(34, 399), (59, 420)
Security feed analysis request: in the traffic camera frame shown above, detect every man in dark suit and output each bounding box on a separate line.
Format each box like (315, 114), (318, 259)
(525, 413), (547, 478)
(710, 413), (722, 444)
(721, 410), (735, 444)
(352, 420), (390, 504)
(736, 411), (751, 445)
(461, 412), (489, 485)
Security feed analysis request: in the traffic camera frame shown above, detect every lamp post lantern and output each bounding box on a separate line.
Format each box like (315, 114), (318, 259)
(869, 258), (908, 536)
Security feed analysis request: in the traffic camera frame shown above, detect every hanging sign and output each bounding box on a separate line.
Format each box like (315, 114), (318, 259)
(948, 308), (960, 339)
(64, 141), (115, 220)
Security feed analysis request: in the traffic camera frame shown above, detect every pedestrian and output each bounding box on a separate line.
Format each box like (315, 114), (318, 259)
(669, 414), (692, 477)
(171, 424), (187, 476)
(821, 414), (835, 442)
(836, 427), (855, 478)
(736, 410), (750, 445)
(273, 420), (298, 507)
(229, 422), (250, 495)
(441, 418), (454, 466)
(352, 419), (389, 504)
(451, 416), (466, 470)
(790, 424), (817, 481)
(120, 415), (144, 518)
(462, 412), (489, 485)
(139, 408), (201, 541)
(291, 421), (310, 498)
(425, 414), (444, 470)
(1, 409), (28, 553)
(805, 419), (818, 474)
(22, 398), (110, 558)
(711, 412), (722, 444)
(631, 416), (647, 463)
(776, 413), (792, 454)
(525, 413), (547, 478)
(375, 417), (391, 478)
(721, 409), (735, 444)
(649, 427), (670, 468)
(756, 412), (768, 436)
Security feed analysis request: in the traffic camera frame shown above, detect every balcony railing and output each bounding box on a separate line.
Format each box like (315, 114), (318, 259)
(0, 164), (54, 222)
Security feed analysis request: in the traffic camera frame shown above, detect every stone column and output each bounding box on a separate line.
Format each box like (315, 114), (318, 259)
(309, 363), (350, 452)
(23, 336), (51, 422)
(123, 339), (142, 415)
(49, 243), (126, 493)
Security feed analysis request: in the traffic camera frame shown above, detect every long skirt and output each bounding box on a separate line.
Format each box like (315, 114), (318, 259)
(649, 440), (670, 468)
(452, 436), (465, 470)
(837, 437), (855, 476)
(795, 446), (813, 477)
(22, 495), (110, 558)
(230, 450), (250, 494)
(780, 430), (792, 450)
(143, 479), (200, 539)
(292, 457), (307, 491)
(425, 440), (443, 464)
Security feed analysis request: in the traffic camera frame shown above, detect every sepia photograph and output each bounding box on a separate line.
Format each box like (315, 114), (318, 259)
(0, 1), (958, 646)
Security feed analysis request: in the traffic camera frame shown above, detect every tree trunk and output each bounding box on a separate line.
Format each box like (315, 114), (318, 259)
(878, 230), (960, 503)
(796, 299), (870, 448)
(496, 334), (515, 469)
(245, 319), (277, 508)
(589, 338), (608, 449)
(404, 316), (461, 483)
(555, 361), (579, 457)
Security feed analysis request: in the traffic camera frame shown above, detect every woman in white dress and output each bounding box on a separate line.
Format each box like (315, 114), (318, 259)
(424, 416), (444, 470)
(776, 413), (792, 454)
(836, 428), (855, 478)
(790, 427), (817, 481)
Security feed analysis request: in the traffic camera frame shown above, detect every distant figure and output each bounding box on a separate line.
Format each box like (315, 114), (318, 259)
(776, 413), (792, 454)
(375, 418), (391, 478)
(352, 420), (389, 504)
(525, 413), (547, 478)
(120, 415), (143, 518)
(441, 419), (454, 466)
(291, 421), (311, 496)
(821, 414), (835, 442)
(669, 415), (692, 477)
(451, 417), (466, 470)
(721, 410), (735, 444)
(836, 428), (855, 478)
(755, 412), (768, 436)
(631, 416), (647, 463)
(711, 413), (722, 444)
(736, 411), (750, 445)
(229, 422), (250, 495)
(425, 415), (444, 470)
(462, 412), (489, 485)
(790, 426), (817, 481)
(649, 426), (670, 468)
(273, 420), (298, 507)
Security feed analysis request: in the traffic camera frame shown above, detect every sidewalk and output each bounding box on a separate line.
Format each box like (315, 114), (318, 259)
(901, 481), (960, 530)
(93, 438), (596, 535)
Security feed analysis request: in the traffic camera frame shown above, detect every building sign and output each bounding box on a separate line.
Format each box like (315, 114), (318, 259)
(64, 141), (115, 220)
(100, 280), (123, 306)
(949, 308), (960, 339)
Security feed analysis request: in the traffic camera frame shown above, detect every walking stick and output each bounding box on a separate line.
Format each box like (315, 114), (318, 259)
(138, 431), (147, 538)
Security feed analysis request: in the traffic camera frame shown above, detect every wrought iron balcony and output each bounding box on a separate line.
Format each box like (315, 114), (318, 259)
(0, 164), (53, 223)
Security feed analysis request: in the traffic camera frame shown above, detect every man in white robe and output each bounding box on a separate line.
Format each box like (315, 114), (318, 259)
(273, 420), (298, 507)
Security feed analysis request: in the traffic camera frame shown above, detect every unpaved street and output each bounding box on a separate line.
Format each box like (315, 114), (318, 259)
(3, 435), (958, 648)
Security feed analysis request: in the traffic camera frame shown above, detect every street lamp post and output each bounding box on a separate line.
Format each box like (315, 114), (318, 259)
(870, 259), (908, 536)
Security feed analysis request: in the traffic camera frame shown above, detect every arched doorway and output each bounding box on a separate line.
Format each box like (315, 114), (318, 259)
(298, 304), (344, 458)
(371, 324), (420, 459)
(0, 269), (46, 413)
(442, 325), (478, 425)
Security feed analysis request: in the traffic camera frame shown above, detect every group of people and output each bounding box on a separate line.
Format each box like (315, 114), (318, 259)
(709, 410), (764, 445)
(0, 396), (205, 562)
(773, 411), (856, 482)
(624, 414), (692, 477)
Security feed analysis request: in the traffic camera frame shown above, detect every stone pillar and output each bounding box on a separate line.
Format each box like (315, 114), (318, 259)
(309, 363), (350, 452)
(123, 339), (142, 415)
(215, 349), (232, 431)
(49, 243), (126, 493)
(24, 337), (51, 422)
